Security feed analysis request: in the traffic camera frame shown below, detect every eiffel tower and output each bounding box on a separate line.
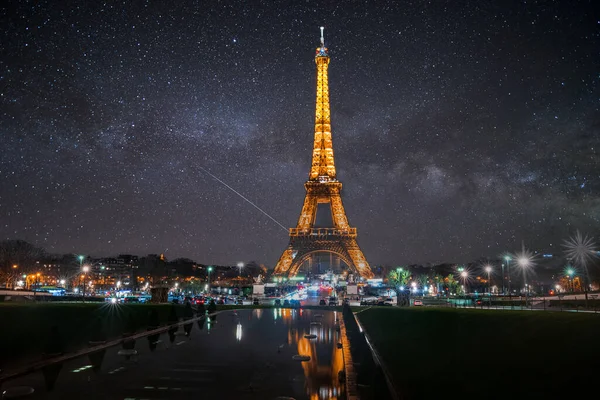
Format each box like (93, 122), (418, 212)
(273, 28), (373, 279)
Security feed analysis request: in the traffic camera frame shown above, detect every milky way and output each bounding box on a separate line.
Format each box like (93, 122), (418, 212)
(1, 1), (599, 266)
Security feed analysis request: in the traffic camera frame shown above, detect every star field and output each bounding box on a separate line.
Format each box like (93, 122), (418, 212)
(1, 0), (599, 266)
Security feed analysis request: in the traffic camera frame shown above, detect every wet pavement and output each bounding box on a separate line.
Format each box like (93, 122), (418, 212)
(2, 309), (345, 400)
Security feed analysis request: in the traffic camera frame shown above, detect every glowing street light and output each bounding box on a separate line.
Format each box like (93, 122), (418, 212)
(484, 265), (493, 294)
(515, 245), (535, 297)
(460, 271), (468, 295)
(566, 268), (575, 292)
(207, 266), (213, 294)
(237, 262), (244, 295)
(82, 265), (90, 301)
(504, 255), (511, 297)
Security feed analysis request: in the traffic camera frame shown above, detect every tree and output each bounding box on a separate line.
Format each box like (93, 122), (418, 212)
(416, 274), (429, 290)
(445, 274), (458, 294)
(388, 269), (411, 287)
(0, 240), (46, 288)
(433, 274), (444, 294)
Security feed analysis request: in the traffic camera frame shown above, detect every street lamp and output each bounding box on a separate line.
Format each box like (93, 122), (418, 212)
(237, 262), (244, 295)
(516, 256), (532, 297)
(566, 268), (575, 292)
(207, 266), (213, 294)
(460, 271), (468, 295)
(82, 265), (90, 300)
(504, 255), (511, 299)
(484, 265), (492, 295)
(10, 265), (18, 289)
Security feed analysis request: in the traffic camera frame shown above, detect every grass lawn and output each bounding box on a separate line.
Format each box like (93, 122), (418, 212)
(357, 307), (600, 399)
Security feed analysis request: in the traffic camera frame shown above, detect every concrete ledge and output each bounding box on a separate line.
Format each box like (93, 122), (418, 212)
(338, 317), (359, 400)
(353, 313), (400, 400)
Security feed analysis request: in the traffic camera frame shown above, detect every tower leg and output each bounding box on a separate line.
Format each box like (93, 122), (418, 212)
(345, 239), (374, 279)
(273, 246), (295, 275)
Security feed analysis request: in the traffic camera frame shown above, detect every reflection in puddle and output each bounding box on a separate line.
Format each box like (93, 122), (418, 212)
(236, 322), (242, 341)
(265, 308), (344, 399)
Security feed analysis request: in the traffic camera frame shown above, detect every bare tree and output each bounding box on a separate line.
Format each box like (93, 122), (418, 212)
(0, 240), (46, 288)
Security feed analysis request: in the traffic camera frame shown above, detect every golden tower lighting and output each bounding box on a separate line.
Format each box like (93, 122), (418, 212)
(274, 27), (373, 279)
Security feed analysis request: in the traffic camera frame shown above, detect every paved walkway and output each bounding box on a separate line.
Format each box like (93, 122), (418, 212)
(3, 309), (344, 399)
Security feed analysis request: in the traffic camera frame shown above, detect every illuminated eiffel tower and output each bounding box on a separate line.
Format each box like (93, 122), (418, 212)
(274, 28), (373, 279)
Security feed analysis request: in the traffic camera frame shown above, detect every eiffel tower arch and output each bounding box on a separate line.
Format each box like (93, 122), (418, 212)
(274, 28), (373, 279)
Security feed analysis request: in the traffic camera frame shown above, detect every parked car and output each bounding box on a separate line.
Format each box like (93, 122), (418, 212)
(319, 299), (327, 306)
(283, 299), (290, 306)
(328, 297), (338, 306)
(236, 298), (244, 305)
(475, 298), (491, 306)
(274, 299), (281, 306)
(290, 299), (301, 307)
(253, 298), (260, 305)
(376, 298), (393, 306)
(360, 297), (378, 306)
(413, 299), (423, 306)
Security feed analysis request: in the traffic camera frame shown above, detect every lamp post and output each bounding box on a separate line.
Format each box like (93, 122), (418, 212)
(485, 265), (492, 295)
(82, 265), (90, 301)
(237, 262), (244, 296)
(516, 256), (531, 297)
(460, 271), (468, 296)
(11, 264), (18, 289)
(504, 255), (512, 299)
(207, 266), (213, 294)
(566, 268), (575, 292)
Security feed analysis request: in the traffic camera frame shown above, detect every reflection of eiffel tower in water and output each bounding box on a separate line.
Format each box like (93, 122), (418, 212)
(274, 28), (374, 279)
(285, 311), (343, 399)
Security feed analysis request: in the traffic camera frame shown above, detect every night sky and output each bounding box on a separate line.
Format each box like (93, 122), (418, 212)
(1, 1), (599, 267)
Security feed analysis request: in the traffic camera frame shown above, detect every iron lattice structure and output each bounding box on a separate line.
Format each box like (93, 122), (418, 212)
(274, 28), (374, 279)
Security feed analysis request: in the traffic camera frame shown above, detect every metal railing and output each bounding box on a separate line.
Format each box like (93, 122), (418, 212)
(417, 296), (600, 313)
(289, 227), (357, 237)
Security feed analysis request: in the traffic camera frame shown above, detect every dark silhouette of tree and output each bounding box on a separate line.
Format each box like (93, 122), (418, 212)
(0, 239), (46, 287)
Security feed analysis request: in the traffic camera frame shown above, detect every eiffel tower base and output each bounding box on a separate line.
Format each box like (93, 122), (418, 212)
(274, 233), (373, 279)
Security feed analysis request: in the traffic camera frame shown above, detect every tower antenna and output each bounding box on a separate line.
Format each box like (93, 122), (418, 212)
(320, 26), (325, 47)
